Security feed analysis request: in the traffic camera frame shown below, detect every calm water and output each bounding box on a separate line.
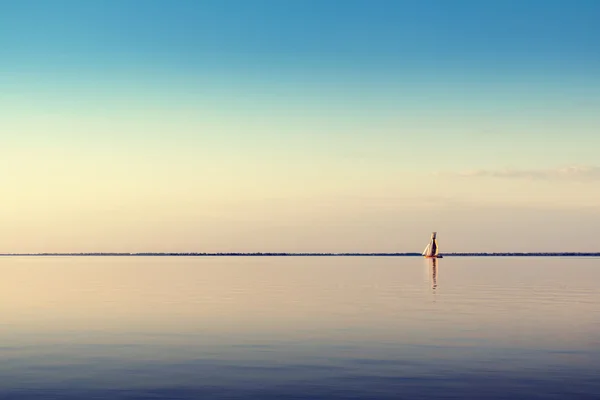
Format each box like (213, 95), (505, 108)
(1, 256), (599, 399)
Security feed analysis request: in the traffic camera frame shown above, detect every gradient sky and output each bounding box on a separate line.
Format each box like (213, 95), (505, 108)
(1, 0), (599, 253)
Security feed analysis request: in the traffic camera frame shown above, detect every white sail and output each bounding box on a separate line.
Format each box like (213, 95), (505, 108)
(422, 243), (431, 256)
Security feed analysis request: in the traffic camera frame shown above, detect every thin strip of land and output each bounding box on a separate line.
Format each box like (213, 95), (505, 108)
(0, 252), (598, 257)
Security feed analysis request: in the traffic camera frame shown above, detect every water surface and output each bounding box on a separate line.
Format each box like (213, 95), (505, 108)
(1, 256), (599, 399)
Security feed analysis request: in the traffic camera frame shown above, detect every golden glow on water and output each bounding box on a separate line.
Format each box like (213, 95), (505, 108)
(1, 256), (599, 346)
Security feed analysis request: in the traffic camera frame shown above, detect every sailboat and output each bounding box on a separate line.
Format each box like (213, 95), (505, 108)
(422, 232), (443, 258)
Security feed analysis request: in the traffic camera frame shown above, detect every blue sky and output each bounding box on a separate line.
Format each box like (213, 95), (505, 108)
(1, 0), (599, 252)
(3, 0), (599, 73)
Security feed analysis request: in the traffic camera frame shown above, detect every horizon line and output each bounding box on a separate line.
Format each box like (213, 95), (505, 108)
(1, 252), (599, 257)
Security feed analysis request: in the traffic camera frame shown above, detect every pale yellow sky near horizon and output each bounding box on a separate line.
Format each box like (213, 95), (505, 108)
(1, 169), (599, 253)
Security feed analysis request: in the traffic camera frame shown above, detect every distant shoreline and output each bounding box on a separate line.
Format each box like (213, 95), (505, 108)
(0, 252), (599, 257)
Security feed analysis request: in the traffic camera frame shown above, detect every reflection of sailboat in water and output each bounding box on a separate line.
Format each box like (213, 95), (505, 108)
(424, 257), (439, 290)
(430, 258), (438, 289)
(422, 232), (443, 258)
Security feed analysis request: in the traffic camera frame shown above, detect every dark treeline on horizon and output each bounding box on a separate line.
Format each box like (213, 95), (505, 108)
(1, 252), (599, 257)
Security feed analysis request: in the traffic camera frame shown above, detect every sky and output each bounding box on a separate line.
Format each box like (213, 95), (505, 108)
(1, 0), (599, 253)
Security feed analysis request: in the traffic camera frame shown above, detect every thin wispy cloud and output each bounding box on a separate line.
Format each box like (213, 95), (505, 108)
(439, 166), (600, 181)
